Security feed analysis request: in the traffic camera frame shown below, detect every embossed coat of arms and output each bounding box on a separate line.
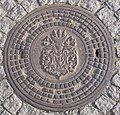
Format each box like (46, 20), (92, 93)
(40, 29), (78, 80)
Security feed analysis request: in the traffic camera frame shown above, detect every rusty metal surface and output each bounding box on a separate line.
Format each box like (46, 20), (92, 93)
(3, 4), (114, 112)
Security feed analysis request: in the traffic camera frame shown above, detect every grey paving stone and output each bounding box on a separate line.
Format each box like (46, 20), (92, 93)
(0, 0), (16, 11)
(16, 0), (25, 3)
(52, 0), (67, 3)
(0, 105), (4, 114)
(0, 5), (6, 20)
(116, 41), (120, 58)
(112, 102), (120, 115)
(78, 0), (101, 13)
(7, 4), (27, 21)
(39, 111), (56, 115)
(0, 16), (16, 34)
(0, 32), (7, 49)
(66, 109), (78, 115)
(116, 9), (120, 20)
(52, 111), (74, 115)
(116, 60), (120, 75)
(0, 66), (6, 81)
(0, 50), (3, 64)
(107, 21), (120, 40)
(108, 0), (120, 11)
(107, 85), (120, 101)
(1, 110), (12, 115)
(21, 0), (39, 13)
(95, 94), (116, 114)
(97, 0), (106, 3)
(67, 0), (79, 5)
(97, 6), (117, 27)
(37, 0), (50, 6)
(17, 103), (43, 115)
(112, 74), (120, 87)
(3, 94), (22, 115)
(0, 79), (13, 103)
(79, 104), (100, 115)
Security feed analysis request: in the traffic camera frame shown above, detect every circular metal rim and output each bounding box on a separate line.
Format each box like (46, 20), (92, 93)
(3, 4), (115, 112)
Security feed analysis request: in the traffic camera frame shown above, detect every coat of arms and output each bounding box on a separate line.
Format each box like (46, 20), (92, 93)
(40, 29), (78, 80)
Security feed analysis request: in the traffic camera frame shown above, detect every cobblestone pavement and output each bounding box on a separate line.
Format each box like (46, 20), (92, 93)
(0, 0), (120, 115)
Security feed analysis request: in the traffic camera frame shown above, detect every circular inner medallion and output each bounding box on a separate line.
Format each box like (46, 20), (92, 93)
(4, 4), (114, 112)
(30, 27), (86, 82)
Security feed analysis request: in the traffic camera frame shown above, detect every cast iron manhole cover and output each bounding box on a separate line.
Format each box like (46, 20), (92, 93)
(4, 4), (114, 111)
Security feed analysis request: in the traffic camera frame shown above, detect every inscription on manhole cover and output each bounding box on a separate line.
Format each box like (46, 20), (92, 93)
(4, 4), (114, 111)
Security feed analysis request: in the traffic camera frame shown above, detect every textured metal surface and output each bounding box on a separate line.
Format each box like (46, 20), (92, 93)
(3, 4), (114, 112)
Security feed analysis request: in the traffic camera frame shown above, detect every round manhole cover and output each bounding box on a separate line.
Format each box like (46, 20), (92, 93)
(4, 4), (114, 111)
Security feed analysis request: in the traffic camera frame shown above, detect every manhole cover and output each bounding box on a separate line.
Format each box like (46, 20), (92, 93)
(4, 4), (114, 111)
